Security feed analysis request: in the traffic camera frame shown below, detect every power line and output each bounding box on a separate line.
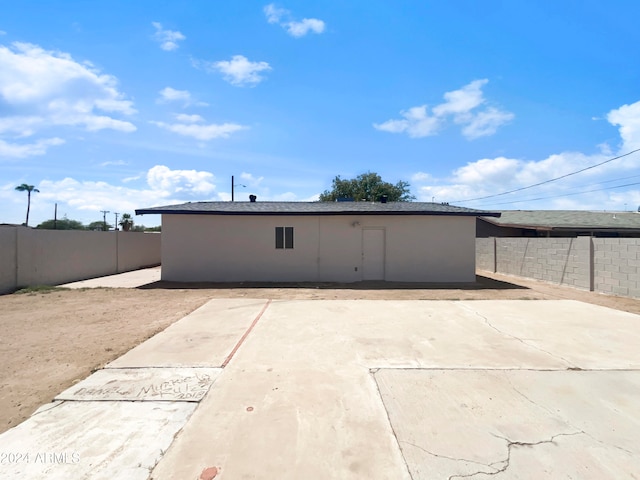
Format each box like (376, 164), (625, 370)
(479, 181), (640, 207)
(453, 148), (640, 203)
(475, 172), (640, 207)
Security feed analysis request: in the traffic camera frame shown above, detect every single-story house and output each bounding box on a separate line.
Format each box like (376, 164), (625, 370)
(477, 210), (640, 238)
(136, 201), (500, 283)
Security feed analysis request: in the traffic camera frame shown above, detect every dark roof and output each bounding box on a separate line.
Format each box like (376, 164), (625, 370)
(136, 201), (500, 217)
(480, 210), (640, 231)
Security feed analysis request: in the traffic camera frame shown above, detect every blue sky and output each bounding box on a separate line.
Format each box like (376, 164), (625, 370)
(2, 0), (640, 227)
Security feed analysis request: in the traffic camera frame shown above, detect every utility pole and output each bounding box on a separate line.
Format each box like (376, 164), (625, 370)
(114, 212), (120, 231)
(54, 203), (57, 230)
(231, 175), (246, 202)
(100, 210), (110, 231)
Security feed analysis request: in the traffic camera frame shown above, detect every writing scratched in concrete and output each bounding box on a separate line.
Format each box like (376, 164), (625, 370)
(59, 369), (220, 402)
(136, 374), (213, 400)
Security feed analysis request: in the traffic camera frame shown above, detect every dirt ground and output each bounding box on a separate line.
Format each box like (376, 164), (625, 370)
(1, 271), (639, 434)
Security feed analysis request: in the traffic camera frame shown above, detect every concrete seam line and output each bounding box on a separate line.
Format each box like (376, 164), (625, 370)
(370, 370), (414, 479)
(222, 299), (272, 368)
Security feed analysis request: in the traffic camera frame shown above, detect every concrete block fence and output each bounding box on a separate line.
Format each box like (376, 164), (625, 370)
(0, 226), (160, 294)
(477, 237), (640, 298)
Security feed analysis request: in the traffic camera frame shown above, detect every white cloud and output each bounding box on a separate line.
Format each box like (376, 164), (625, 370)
(152, 22), (185, 51)
(433, 79), (487, 117)
(151, 120), (247, 141)
(158, 87), (190, 102)
(264, 4), (287, 23)
(263, 4), (325, 37)
(146, 165), (215, 195)
(174, 113), (204, 123)
(0, 137), (64, 158)
(99, 160), (128, 167)
(411, 172), (433, 183)
(240, 172), (264, 186)
(607, 101), (640, 152)
(157, 87), (207, 107)
(374, 105), (441, 138)
(0, 42), (136, 157)
(409, 99), (640, 210)
(213, 55), (271, 87)
(26, 165), (220, 222)
(286, 18), (325, 37)
(374, 79), (513, 140)
(0, 31), (6, 36)
(461, 107), (515, 140)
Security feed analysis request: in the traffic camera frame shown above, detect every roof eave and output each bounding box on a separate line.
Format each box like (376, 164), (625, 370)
(136, 209), (500, 217)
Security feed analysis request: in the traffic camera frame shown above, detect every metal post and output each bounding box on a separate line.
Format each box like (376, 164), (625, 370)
(100, 210), (110, 231)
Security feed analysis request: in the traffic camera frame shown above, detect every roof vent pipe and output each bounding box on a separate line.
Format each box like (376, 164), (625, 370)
(249, 195), (257, 202)
(380, 195), (388, 204)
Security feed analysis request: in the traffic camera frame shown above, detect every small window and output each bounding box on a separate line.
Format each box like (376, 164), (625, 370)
(275, 227), (294, 249)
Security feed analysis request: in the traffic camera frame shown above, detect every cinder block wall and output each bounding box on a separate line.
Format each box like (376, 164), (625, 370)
(476, 238), (495, 272)
(0, 226), (161, 294)
(593, 238), (640, 298)
(477, 237), (640, 298)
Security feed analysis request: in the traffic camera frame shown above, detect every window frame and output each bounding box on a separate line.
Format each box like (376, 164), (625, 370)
(275, 226), (294, 249)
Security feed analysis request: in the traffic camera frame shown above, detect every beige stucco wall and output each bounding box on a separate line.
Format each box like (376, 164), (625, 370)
(17, 228), (118, 287)
(0, 227), (18, 293)
(161, 214), (476, 283)
(0, 227), (161, 293)
(118, 232), (161, 271)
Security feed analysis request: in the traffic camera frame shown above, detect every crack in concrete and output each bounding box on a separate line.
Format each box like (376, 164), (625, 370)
(371, 371), (414, 479)
(458, 304), (577, 368)
(399, 440), (500, 473)
(580, 430), (636, 456)
(30, 400), (65, 416)
(503, 375), (637, 457)
(448, 431), (585, 479)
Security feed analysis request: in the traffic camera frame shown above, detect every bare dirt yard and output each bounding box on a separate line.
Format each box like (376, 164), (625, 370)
(1, 271), (639, 434)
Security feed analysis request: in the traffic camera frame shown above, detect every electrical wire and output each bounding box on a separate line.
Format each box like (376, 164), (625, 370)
(452, 148), (640, 203)
(474, 173), (640, 207)
(478, 181), (640, 207)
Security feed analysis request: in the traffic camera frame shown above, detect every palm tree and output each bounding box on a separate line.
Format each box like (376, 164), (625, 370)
(15, 184), (40, 226)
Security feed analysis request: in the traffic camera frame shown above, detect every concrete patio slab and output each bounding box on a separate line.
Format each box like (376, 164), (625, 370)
(228, 299), (571, 370)
(458, 300), (640, 369)
(150, 365), (412, 480)
(0, 400), (196, 480)
(375, 368), (640, 479)
(107, 298), (269, 368)
(2, 299), (639, 479)
(149, 300), (640, 479)
(55, 367), (222, 402)
(60, 266), (161, 289)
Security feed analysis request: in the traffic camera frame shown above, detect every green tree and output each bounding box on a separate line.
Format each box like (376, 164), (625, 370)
(15, 184), (40, 226)
(36, 218), (85, 230)
(87, 220), (112, 231)
(319, 172), (414, 202)
(119, 213), (134, 231)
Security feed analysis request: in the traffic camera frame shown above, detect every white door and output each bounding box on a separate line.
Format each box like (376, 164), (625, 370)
(362, 229), (385, 280)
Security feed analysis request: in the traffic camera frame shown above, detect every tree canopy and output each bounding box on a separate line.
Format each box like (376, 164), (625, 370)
(34, 217), (159, 231)
(318, 172), (414, 202)
(37, 218), (85, 230)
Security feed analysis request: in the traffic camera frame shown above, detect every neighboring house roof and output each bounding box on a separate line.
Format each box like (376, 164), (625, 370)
(136, 201), (501, 217)
(480, 210), (640, 232)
